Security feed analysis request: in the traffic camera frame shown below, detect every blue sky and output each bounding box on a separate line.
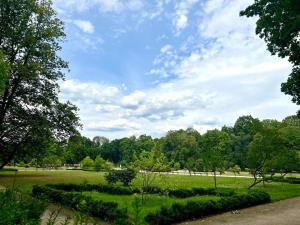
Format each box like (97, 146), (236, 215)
(53, 0), (298, 139)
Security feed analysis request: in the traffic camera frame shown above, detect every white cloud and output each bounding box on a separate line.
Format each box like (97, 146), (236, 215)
(54, 0), (144, 13)
(73, 20), (95, 33)
(59, 0), (298, 139)
(173, 0), (199, 33)
(175, 14), (188, 31)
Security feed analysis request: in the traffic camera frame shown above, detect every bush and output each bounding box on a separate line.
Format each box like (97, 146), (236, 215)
(32, 185), (130, 223)
(145, 190), (270, 225)
(0, 188), (45, 225)
(105, 169), (136, 186)
(80, 156), (94, 170)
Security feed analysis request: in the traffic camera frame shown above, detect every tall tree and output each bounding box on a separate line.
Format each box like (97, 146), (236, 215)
(200, 129), (230, 188)
(0, 0), (80, 168)
(223, 116), (262, 169)
(162, 129), (199, 168)
(92, 136), (109, 147)
(241, 0), (300, 110)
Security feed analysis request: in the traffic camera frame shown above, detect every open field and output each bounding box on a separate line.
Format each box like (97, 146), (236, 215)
(1, 169), (300, 201)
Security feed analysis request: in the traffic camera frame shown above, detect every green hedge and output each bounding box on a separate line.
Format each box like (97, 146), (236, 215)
(46, 183), (236, 198)
(145, 190), (270, 225)
(168, 187), (235, 198)
(32, 185), (129, 224)
(271, 176), (300, 184)
(46, 183), (140, 195)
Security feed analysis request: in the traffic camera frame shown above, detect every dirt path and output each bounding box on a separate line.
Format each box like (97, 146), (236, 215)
(178, 197), (300, 225)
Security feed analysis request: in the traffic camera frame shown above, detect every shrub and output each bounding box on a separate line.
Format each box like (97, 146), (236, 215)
(80, 156), (94, 170)
(105, 169), (136, 186)
(0, 188), (45, 225)
(94, 156), (110, 172)
(145, 190), (270, 225)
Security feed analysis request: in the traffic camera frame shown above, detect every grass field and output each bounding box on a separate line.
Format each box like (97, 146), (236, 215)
(0, 169), (299, 201)
(1, 169), (300, 224)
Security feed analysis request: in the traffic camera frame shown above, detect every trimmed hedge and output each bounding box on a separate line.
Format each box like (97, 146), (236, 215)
(46, 183), (236, 198)
(32, 185), (129, 224)
(271, 176), (300, 184)
(46, 183), (140, 195)
(145, 190), (270, 225)
(168, 188), (235, 198)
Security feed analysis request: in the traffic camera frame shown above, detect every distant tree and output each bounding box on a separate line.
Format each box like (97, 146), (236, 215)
(92, 136), (109, 147)
(94, 155), (108, 172)
(241, 0), (300, 109)
(231, 165), (241, 176)
(162, 129), (199, 168)
(64, 135), (100, 164)
(282, 115), (300, 127)
(247, 128), (298, 188)
(119, 136), (138, 165)
(0, 0), (80, 168)
(100, 139), (121, 164)
(200, 130), (230, 188)
(223, 116), (262, 169)
(42, 155), (62, 169)
(134, 148), (169, 203)
(80, 156), (94, 170)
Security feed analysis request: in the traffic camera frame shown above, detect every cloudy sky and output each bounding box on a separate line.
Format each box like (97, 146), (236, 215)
(53, 0), (298, 139)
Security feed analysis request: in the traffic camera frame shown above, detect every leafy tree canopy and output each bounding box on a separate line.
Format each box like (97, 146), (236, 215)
(0, 0), (80, 168)
(241, 0), (300, 107)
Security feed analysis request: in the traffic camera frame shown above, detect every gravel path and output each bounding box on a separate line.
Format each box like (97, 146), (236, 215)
(178, 196), (300, 225)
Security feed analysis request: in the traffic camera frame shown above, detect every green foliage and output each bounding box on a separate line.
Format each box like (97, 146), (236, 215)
(105, 169), (137, 186)
(145, 190), (270, 225)
(94, 156), (109, 172)
(0, 0), (80, 168)
(247, 127), (299, 188)
(162, 129), (200, 168)
(0, 188), (45, 225)
(223, 115), (262, 169)
(0, 51), (9, 95)
(200, 129), (230, 188)
(241, 0), (300, 105)
(80, 156), (94, 170)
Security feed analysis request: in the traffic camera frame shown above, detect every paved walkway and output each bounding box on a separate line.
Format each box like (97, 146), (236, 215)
(178, 196), (300, 225)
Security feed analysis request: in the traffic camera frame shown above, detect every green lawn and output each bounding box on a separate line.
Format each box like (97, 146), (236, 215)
(83, 192), (220, 221)
(1, 169), (299, 201)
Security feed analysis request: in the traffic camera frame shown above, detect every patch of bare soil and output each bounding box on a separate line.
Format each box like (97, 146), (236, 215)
(178, 197), (300, 225)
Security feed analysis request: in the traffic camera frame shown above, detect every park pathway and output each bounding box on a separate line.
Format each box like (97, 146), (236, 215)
(178, 196), (300, 225)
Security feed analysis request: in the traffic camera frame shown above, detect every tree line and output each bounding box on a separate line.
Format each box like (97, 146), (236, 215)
(13, 115), (300, 186)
